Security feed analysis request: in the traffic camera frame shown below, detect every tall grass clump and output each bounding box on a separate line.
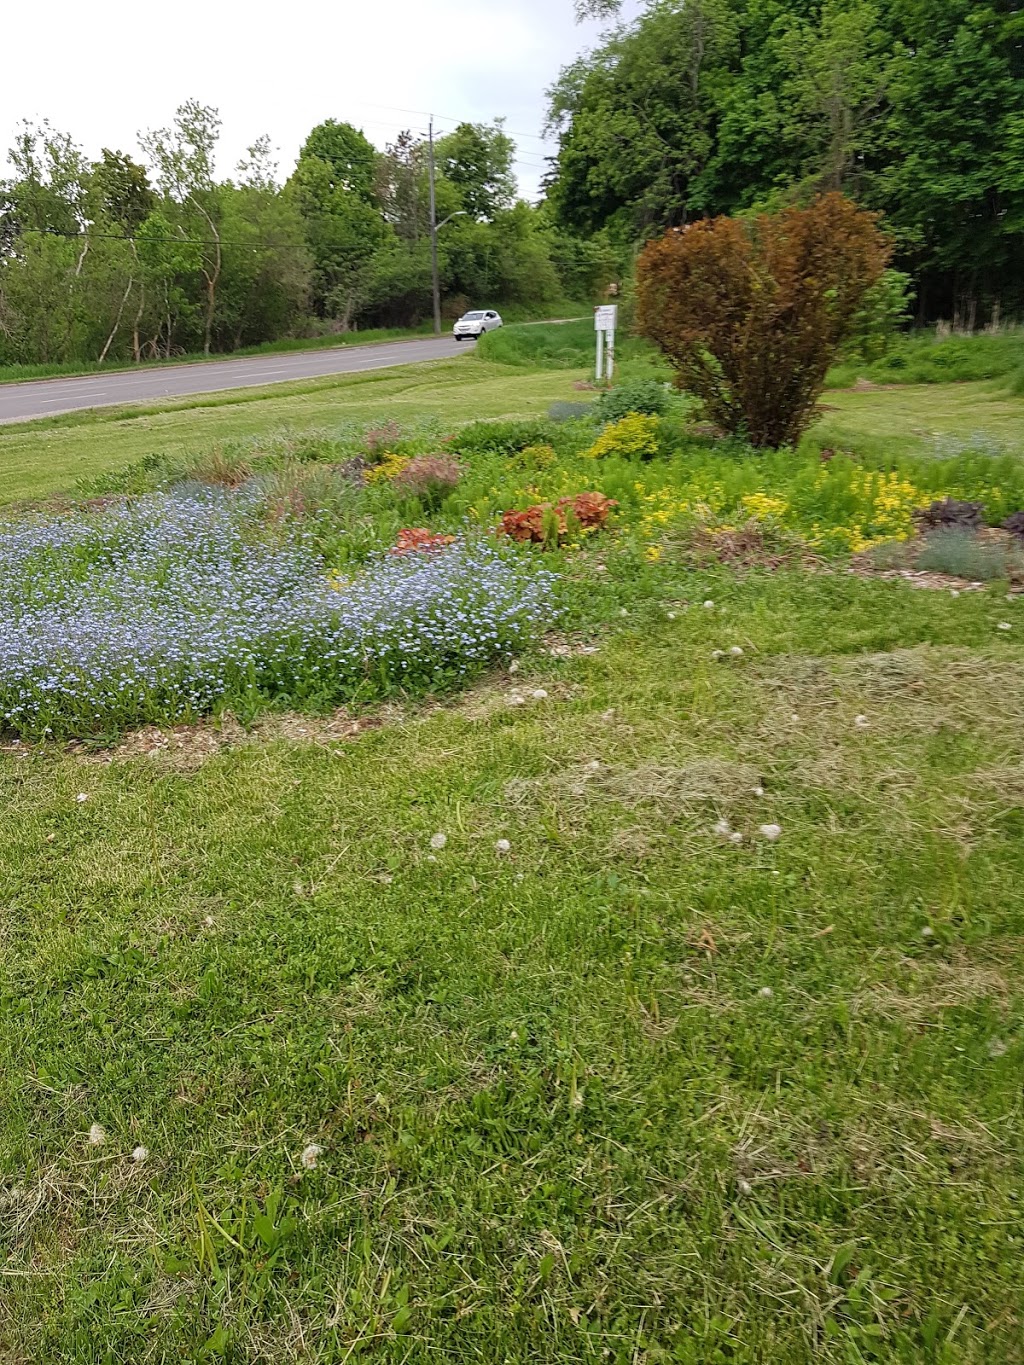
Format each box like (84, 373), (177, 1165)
(827, 329), (1024, 388)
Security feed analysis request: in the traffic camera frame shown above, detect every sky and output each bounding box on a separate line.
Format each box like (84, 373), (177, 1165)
(1, 0), (637, 200)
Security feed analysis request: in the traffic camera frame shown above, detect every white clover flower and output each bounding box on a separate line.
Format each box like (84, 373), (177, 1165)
(131, 1146), (149, 1164)
(703, 600), (715, 609)
(854, 714), (870, 729)
(495, 838), (511, 853)
(714, 818), (732, 837)
(429, 832), (447, 850)
(758, 986), (773, 998)
(75, 793), (90, 804)
(950, 589), (960, 598)
(758, 823), (782, 841)
(531, 688), (549, 700)
(87, 1123), (106, 1146)
(753, 786), (764, 798)
(729, 831), (744, 845)
(300, 1143), (323, 1171)
(737, 1178), (753, 1196)
(729, 646), (744, 658)
(997, 622), (1012, 631)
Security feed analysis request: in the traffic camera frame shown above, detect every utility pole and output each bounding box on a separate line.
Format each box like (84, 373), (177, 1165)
(428, 116), (441, 336)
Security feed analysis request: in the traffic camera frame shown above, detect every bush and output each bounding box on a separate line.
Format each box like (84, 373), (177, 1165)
(392, 454), (463, 510)
(636, 193), (889, 448)
(917, 529), (1024, 582)
(845, 269), (915, 362)
(584, 413), (661, 461)
(451, 419), (554, 457)
(914, 498), (986, 531)
(594, 380), (670, 422)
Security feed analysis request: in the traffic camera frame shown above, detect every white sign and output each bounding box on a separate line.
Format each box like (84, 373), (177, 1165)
(594, 304), (618, 332)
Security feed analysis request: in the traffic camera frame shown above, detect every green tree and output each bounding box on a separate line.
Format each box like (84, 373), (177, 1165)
(141, 101), (224, 354)
(436, 121), (516, 220)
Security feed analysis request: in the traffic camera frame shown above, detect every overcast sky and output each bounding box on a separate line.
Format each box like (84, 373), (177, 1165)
(2, 0), (637, 201)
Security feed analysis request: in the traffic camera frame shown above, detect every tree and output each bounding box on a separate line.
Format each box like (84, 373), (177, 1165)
(636, 193), (888, 447)
(298, 120), (377, 202)
(141, 102), (224, 355)
(436, 121), (516, 220)
(546, 0), (741, 239)
(90, 150), (154, 233)
(287, 136), (386, 328)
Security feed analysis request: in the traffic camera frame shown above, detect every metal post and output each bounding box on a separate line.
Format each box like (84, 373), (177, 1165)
(596, 327), (604, 383)
(428, 116), (441, 337)
(606, 326), (615, 385)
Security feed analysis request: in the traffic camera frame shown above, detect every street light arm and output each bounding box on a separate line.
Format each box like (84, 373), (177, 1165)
(434, 210), (468, 233)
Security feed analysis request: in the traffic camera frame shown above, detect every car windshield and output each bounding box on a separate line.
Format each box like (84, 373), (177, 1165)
(462, 312), (486, 320)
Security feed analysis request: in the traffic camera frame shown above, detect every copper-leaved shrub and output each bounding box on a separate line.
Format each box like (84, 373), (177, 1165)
(636, 193), (889, 449)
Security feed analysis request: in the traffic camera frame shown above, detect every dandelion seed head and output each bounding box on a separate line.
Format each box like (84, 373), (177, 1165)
(531, 688), (548, 700)
(495, 838), (511, 853)
(729, 646), (744, 658)
(87, 1123), (106, 1146)
(759, 823), (782, 841)
(300, 1143), (323, 1170)
(714, 818), (732, 837)
(729, 831), (744, 845)
(131, 1146), (149, 1163)
(429, 832), (447, 850)
(737, 1178), (753, 1196)
(758, 986), (773, 999)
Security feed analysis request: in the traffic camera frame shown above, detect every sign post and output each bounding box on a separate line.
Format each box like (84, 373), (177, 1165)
(594, 304), (618, 386)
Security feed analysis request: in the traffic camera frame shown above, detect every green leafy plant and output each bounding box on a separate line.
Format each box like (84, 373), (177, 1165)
(594, 379), (671, 422)
(450, 419), (555, 457)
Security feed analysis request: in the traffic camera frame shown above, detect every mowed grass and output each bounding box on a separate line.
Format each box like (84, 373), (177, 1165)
(0, 358), (583, 503)
(806, 382), (1024, 462)
(2, 560), (1023, 1363)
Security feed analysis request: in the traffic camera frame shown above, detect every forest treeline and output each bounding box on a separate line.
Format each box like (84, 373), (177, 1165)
(0, 107), (616, 367)
(1, 0), (1020, 367)
(549, 0), (1024, 327)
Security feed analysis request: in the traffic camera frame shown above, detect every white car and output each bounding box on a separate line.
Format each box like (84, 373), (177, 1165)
(453, 309), (503, 341)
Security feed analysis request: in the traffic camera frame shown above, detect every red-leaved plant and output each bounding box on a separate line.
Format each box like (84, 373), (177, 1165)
(636, 193), (889, 448)
(499, 492), (617, 547)
(389, 528), (457, 556)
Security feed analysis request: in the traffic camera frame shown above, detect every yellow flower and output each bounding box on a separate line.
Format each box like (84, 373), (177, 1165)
(741, 493), (789, 522)
(364, 452), (411, 483)
(645, 544), (663, 563)
(584, 413), (661, 461)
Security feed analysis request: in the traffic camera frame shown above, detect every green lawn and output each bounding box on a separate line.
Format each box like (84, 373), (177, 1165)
(2, 361), (1023, 1361)
(0, 358), (582, 503)
(807, 382), (1024, 461)
(3, 564), (1022, 1362)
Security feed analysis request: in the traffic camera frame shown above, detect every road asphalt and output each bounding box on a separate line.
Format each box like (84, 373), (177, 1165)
(0, 336), (469, 425)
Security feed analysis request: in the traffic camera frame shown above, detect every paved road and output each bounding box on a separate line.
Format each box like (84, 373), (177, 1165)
(0, 336), (469, 425)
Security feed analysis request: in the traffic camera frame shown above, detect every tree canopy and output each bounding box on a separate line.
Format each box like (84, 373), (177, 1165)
(547, 0), (1024, 320)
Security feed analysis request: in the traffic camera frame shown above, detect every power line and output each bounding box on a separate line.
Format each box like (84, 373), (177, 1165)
(18, 225), (302, 250)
